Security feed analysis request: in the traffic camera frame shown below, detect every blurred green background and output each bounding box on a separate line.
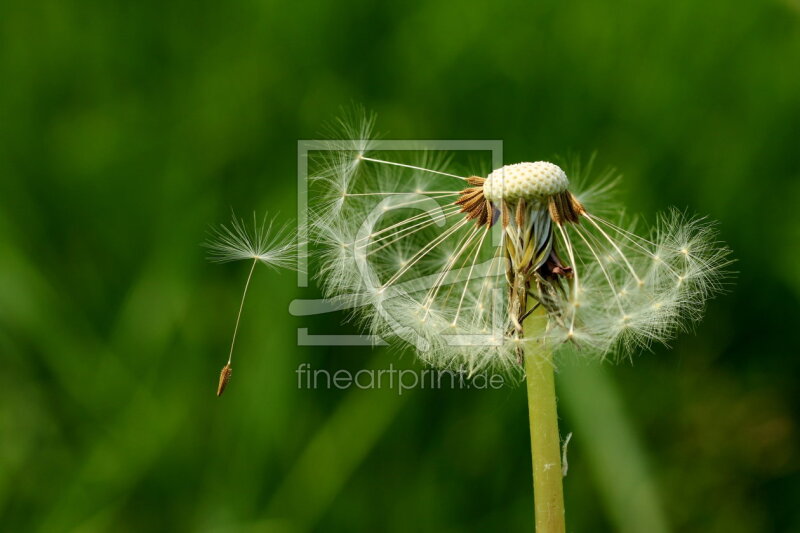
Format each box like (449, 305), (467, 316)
(1, 0), (799, 531)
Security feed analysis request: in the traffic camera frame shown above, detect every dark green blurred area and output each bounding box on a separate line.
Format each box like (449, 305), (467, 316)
(1, 0), (799, 531)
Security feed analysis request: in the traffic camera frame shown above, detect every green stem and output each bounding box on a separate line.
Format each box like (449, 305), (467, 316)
(524, 305), (566, 533)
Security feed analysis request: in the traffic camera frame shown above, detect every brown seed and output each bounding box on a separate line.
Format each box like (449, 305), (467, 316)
(570, 192), (586, 217)
(548, 196), (562, 224)
(459, 194), (486, 213)
(477, 203), (489, 226)
(548, 191), (586, 225)
(217, 363), (232, 396)
(454, 184), (495, 227)
(515, 199), (526, 228)
(455, 188), (482, 205)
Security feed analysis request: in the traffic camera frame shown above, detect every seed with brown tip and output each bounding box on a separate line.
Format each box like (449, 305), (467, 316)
(217, 363), (232, 396)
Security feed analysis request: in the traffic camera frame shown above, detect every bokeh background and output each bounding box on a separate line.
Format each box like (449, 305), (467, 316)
(1, 0), (799, 531)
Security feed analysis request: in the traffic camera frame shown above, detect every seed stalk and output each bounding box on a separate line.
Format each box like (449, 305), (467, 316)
(524, 304), (566, 533)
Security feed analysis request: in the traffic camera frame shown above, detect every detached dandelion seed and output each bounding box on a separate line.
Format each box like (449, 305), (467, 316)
(311, 110), (732, 532)
(217, 363), (232, 397)
(206, 213), (296, 396)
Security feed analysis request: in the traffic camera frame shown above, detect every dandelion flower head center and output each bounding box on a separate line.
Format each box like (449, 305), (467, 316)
(483, 161), (569, 202)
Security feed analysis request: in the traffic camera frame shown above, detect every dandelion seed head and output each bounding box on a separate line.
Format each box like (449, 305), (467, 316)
(312, 112), (732, 375)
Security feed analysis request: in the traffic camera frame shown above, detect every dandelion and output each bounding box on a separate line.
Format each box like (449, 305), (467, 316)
(206, 213), (296, 396)
(311, 110), (731, 532)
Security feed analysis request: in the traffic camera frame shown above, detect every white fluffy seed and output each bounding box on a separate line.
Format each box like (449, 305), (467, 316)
(483, 162), (569, 202)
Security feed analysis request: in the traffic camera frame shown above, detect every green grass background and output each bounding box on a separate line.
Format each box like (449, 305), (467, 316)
(1, 0), (799, 531)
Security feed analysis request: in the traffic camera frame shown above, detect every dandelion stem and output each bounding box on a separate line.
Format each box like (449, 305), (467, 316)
(227, 257), (258, 365)
(524, 304), (566, 533)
